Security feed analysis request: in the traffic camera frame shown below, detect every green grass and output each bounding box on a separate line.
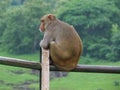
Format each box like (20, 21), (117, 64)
(0, 51), (120, 90)
(50, 58), (120, 90)
(50, 72), (120, 90)
(0, 51), (40, 90)
(0, 51), (40, 62)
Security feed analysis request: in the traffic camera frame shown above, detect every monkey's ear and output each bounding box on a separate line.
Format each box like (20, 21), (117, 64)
(48, 14), (56, 20)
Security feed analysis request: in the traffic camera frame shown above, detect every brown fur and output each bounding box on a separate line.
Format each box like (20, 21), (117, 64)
(40, 14), (82, 71)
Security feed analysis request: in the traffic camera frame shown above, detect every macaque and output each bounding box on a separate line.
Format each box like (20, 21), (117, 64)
(39, 14), (82, 71)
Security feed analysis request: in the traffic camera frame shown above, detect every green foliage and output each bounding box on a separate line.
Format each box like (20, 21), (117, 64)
(0, 0), (120, 61)
(0, 0), (11, 13)
(114, 0), (120, 9)
(0, 0), (11, 37)
(1, 0), (49, 54)
(11, 0), (25, 5)
(106, 24), (120, 61)
(57, 0), (120, 61)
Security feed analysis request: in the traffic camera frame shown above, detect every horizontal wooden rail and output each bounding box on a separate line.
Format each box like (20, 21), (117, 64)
(0, 56), (120, 74)
(0, 56), (40, 70)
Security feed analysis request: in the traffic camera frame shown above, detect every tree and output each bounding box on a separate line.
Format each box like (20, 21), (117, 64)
(0, 0), (11, 13)
(11, 0), (24, 5)
(0, 0), (11, 37)
(114, 0), (120, 9)
(106, 24), (120, 61)
(56, 0), (120, 60)
(0, 0), (12, 48)
(2, 0), (49, 54)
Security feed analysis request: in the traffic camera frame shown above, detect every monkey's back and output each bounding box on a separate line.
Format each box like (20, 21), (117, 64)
(54, 20), (82, 53)
(52, 20), (82, 70)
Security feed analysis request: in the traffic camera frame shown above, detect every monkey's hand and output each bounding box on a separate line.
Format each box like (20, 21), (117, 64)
(40, 40), (49, 50)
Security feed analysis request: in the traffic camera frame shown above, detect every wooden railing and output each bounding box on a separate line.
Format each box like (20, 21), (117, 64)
(0, 56), (120, 73)
(0, 49), (120, 90)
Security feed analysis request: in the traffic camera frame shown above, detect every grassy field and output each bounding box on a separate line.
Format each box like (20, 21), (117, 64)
(51, 59), (120, 90)
(0, 51), (40, 90)
(0, 51), (120, 90)
(51, 71), (120, 90)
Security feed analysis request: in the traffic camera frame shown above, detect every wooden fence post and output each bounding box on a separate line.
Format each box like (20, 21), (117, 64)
(41, 48), (49, 90)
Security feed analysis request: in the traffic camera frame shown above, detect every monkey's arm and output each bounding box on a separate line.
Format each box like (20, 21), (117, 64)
(40, 40), (48, 49)
(40, 31), (53, 49)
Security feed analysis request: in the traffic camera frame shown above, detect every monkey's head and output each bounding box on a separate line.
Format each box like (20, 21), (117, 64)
(39, 14), (56, 32)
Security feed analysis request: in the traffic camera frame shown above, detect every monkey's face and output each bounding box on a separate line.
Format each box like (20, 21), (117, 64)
(39, 14), (55, 32)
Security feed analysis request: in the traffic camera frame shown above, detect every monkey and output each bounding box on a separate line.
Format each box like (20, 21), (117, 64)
(39, 14), (82, 71)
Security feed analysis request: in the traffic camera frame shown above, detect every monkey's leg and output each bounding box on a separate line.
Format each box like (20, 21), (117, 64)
(50, 41), (78, 71)
(50, 41), (72, 60)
